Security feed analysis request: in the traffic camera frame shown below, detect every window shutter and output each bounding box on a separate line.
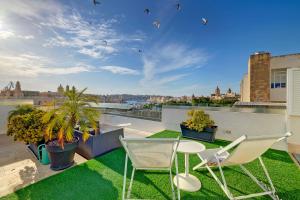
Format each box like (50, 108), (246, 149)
(287, 68), (300, 116)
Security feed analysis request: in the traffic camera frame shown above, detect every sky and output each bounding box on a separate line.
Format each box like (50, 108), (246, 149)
(0, 0), (300, 96)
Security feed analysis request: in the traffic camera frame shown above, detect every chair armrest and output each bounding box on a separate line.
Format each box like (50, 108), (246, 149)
(276, 132), (292, 142)
(216, 135), (246, 156)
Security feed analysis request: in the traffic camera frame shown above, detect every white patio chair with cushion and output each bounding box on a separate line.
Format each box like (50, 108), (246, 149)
(193, 132), (292, 200)
(120, 136), (181, 200)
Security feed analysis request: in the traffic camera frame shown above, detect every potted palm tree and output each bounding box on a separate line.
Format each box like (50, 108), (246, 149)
(43, 87), (99, 170)
(181, 109), (217, 142)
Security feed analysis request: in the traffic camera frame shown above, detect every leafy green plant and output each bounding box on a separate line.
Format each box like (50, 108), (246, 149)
(7, 110), (46, 144)
(42, 87), (100, 148)
(182, 109), (215, 132)
(8, 104), (35, 121)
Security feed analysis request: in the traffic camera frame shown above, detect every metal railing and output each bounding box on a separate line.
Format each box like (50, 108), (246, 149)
(162, 105), (286, 114)
(100, 108), (162, 121)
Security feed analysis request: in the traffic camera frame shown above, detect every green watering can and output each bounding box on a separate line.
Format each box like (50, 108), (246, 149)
(37, 144), (50, 165)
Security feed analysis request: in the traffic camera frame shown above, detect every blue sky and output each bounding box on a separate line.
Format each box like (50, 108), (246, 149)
(0, 0), (300, 96)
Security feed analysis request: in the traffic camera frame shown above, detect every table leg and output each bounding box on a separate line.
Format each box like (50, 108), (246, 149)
(173, 152), (202, 192)
(185, 153), (189, 177)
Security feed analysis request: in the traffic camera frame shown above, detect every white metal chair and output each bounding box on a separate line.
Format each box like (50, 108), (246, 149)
(193, 132), (292, 200)
(120, 136), (181, 200)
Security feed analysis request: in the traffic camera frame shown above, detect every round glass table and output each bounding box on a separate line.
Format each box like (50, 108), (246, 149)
(173, 140), (206, 192)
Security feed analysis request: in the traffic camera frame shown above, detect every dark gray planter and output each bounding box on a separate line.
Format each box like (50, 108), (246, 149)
(74, 124), (124, 159)
(46, 137), (79, 171)
(180, 124), (217, 142)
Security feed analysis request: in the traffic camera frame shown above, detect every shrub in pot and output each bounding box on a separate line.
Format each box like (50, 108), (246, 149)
(43, 87), (99, 171)
(7, 106), (47, 157)
(181, 109), (217, 142)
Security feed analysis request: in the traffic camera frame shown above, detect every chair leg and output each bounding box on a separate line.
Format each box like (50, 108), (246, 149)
(258, 157), (276, 193)
(169, 169), (176, 200)
(175, 154), (180, 200)
(216, 156), (228, 192)
(127, 167), (135, 199)
(240, 161), (279, 200)
(122, 154), (128, 200)
(193, 154), (206, 170)
(205, 165), (233, 199)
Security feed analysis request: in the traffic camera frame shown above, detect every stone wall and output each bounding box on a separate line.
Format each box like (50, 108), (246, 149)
(249, 53), (271, 102)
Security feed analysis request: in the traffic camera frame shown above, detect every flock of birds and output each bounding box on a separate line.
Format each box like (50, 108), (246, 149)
(145, 6), (208, 29)
(92, 0), (208, 53)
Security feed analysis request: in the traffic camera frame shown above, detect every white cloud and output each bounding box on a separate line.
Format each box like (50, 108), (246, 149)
(21, 35), (34, 40)
(41, 9), (145, 59)
(0, 30), (34, 40)
(0, 31), (14, 39)
(100, 66), (139, 75)
(141, 43), (209, 85)
(34, 65), (92, 75)
(0, 54), (93, 77)
(0, 0), (145, 59)
(0, 0), (62, 19)
(0, 53), (139, 78)
(154, 74), (188, 85)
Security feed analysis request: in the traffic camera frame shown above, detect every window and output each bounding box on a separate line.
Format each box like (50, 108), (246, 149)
(271, 69), (287, 88)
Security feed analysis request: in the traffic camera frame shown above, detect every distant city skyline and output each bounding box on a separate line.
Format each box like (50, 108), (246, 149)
(0, 81), (238, 97)
(1, 1), (300, 96)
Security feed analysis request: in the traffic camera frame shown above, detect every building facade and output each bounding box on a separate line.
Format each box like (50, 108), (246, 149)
(0, 81), (24, 98)
(240, 52), (300, 102)
(211, 86), (239, 100)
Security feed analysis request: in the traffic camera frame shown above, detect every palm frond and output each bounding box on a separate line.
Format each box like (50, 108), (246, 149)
(82, 131), (90, 142)
(43, 87), (99, 148)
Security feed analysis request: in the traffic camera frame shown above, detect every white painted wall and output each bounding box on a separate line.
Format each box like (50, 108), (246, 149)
(162, 107), (287, 150)
(0, 103), (294, 151)
(101, 114), (165, 134)
(287, 116), (300, 153)
(286, 68), (300, 152)
(102, 107), (290, 151)
(0, 100), (33, 135)
(240, 74), (250, 102)
(271, 54), (300, 70)
(0, 106), (15, 135)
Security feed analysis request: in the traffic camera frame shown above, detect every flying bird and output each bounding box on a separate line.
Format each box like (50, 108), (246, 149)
(102, 40), (108, 46)
(176, 3), (181, 11)
(93, 0), (100, 6)
(201, 17), (208, 25)
(144, 8), (150, 15)
(138, 49), (142, 53)
(153, 20), (160, 29)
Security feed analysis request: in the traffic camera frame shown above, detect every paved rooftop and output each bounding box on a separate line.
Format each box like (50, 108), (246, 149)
(0, 135), (86, 197)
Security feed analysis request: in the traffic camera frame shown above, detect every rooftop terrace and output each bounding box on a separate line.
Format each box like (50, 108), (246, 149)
(1, 130), (299, 200)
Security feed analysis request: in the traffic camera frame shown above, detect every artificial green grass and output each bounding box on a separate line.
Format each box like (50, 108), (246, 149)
(2, 130), (300, 200)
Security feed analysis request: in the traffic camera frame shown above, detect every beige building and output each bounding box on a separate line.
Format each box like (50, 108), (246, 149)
(211, 86), (222, 100)
(240, 52), (300, 102)
(0, 81), (24, 98)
